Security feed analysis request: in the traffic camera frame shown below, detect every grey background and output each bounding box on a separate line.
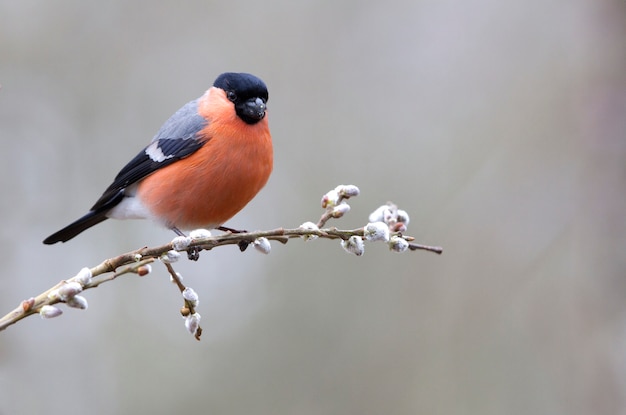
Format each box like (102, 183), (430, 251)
(1, 0), (625, 414)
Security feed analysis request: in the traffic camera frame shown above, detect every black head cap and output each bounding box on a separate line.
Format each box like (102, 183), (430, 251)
(213, 72), (269, 124)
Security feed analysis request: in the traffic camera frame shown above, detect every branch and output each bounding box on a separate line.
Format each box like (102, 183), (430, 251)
(1, 185), (442, 338)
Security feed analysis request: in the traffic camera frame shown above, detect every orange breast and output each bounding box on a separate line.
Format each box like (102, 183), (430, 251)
(137, 88), (273, 229)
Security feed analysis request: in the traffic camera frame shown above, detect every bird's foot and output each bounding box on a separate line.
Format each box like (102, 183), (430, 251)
(187, 247), (201, 261)
(172, 227), (202, 261)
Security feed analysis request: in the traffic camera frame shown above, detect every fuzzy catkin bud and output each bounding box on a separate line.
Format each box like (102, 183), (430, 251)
(396, 209), (410, 225)
(55, 281), (83, 301)
(363, 222), (390, 242)
(368, 205), (390, 223)
(253, 237), (271, 254)
(336, 184), (360, 198)
(321, 189), (340, 209)
(71, 267), (92, 286)
(388, 236), (409, 253)
(170, 272), (183, 284)
(66, 295), (88, 310)
(39, 305), (63, 319)
(189, 229), (212, 239)
(299, 222), (320, 241)
(160, 250), (181, 264)
(330, 203), (351, 218)
(185, 313), (201, 335)
(171, 236), (192, 251)
(182, 287), (199, 307)
(341, 235), (365, 256)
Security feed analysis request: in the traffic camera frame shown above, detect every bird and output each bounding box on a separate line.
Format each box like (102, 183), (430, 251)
(43, 72), (273, 249)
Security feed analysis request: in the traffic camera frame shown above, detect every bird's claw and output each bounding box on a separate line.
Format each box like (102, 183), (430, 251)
(187, 247), (201, 261)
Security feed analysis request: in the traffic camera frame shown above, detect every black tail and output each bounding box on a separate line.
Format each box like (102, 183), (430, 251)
(43, 211), (109, 244)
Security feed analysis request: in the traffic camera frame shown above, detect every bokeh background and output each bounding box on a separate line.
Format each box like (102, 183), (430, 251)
(1, 0), (625, 414)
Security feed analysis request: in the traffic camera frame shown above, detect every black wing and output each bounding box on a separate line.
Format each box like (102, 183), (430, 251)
(91, 99), (208, 211)
(43, 98), (209, 244)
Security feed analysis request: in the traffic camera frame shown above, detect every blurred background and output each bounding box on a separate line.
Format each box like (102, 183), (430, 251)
(1, 0), (625, 414)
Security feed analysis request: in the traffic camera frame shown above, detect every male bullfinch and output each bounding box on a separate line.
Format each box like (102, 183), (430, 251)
(43, 72), (272, 245)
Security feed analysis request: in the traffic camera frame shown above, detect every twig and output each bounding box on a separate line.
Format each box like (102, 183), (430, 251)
(162, 262), (202, 340)
(1, 186), (443, 337)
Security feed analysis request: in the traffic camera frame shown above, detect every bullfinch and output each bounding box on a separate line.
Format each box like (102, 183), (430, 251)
(43, 72), (272, 245)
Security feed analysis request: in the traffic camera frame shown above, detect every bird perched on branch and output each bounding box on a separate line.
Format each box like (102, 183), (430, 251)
(44, 72), (273, 246)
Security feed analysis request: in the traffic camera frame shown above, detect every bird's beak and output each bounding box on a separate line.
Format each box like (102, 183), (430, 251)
(238, 97), (266, 121)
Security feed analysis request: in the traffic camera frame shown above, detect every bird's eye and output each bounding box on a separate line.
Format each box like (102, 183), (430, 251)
(227, 91), (237, 102)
